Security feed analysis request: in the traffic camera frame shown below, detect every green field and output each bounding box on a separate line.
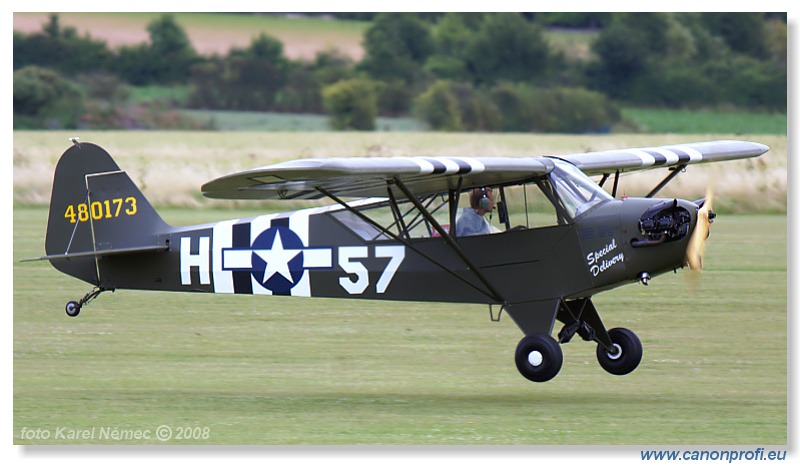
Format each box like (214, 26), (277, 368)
(12, 130), (788, 446)
(13, 203), (786, 445)
(176, 108), (787, 135)
(621, 108), (787, 135)
(181, 110), (428, 132)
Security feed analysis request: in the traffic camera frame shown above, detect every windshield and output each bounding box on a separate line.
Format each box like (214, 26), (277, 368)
(549, 159), (612, 218)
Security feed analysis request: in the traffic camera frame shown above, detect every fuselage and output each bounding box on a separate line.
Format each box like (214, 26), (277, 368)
(88, 195), (698, 309)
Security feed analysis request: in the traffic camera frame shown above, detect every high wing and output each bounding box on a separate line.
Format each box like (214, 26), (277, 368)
(555, 139), (768, 176)
(201, 140), (768, 200)
(202, 156), (554, 200)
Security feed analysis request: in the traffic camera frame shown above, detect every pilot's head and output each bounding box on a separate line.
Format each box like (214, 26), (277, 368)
(469, 187), (495, 213)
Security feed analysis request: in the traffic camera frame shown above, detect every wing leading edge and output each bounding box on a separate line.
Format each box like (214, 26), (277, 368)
(201, 140), (767, 201)
(201, 156), (554, 200)
(555, 140), (768, 176)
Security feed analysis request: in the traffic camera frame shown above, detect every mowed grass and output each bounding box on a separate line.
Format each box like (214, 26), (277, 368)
(13, 204), (786, 445)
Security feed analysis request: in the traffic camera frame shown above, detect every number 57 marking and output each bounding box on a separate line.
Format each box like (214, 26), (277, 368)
(338, 245), (405, 295)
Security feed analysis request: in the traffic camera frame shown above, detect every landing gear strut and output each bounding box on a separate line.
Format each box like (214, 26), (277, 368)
(65, 287), (113, 317)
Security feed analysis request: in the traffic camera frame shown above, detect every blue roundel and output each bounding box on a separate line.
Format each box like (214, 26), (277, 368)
(250, 226), (305, 293)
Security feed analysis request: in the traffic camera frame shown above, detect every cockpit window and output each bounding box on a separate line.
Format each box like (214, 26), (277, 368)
(329, 159), (611, 241)
(549, 159), (612, 218)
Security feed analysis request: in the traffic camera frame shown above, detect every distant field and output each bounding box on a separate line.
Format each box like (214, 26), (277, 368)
(622, 107), (787, 135)
(13, 204), (786, 445)
(13, 12), (369, 60)
(181, 110), (428, 132)
(14, 12), (597, 62)
(13, 131), (787, 213)
(176, 107), (786, 135)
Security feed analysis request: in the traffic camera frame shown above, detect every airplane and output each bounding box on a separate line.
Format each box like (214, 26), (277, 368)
(27, 138), (768, 382)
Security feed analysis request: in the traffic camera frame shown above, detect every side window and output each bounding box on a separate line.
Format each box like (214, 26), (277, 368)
(330, 210), (390, 241)
(330, 195), (452, 240)
(403, 194), (452, 238)
(502, 183), (561, 229)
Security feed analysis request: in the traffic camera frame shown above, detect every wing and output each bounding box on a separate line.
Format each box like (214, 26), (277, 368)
(202, 156), (554, 200)
(201, 140), (768, 200)
(555, 140), (768, 176)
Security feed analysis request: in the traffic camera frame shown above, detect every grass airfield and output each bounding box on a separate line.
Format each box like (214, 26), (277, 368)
(13, 207), (786, 445)
(13, 131), (786, 445)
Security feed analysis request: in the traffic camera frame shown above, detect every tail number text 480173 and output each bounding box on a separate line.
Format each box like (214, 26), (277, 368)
(64, 197), (138, 224)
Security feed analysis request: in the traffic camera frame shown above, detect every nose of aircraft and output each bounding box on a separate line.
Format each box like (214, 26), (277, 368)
(634, 198), (692, 247)
(621, 197), (698, 282)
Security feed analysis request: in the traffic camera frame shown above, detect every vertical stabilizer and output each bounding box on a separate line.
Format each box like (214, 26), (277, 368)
(45, 142), (170, 284)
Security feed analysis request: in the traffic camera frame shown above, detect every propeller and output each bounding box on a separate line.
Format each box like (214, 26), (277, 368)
(686, 188), (715, 270)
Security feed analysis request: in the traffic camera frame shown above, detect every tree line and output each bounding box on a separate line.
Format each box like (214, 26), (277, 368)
(13, 13), (786, 131)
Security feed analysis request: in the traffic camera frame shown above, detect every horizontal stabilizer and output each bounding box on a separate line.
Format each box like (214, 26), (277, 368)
(22, 244), (169, 262)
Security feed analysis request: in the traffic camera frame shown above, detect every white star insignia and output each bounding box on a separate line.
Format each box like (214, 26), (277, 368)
(252, 230), (301, 284)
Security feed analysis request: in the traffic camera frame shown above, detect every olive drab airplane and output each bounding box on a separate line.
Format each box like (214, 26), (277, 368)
(28, 139), (768, 382)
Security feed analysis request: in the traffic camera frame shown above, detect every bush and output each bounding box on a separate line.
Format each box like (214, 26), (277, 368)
(187, 33), (290, 111)
(452, 83), (501, 131)
(322, 79), (378, 130)
(112, 15), (199, 86)
(359, 13), (434, 85)
(13, 66), (84, 128)
(13, 14), (112, 75)
(465, 13), (552, 85)
(417, 81), (620, 133)
(625, 55), (786, 111)
(626, 68), (718, 108)
(528, 87), (621, 133)
(375, 80), (414, 116)
(711, 56), (786, 111)
(413, 80), (463, 131)
(488, 82), (537, 131)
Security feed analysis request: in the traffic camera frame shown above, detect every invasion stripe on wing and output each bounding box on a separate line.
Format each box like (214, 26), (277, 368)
(642, 149), (668, 166)
(628, 149), (657, 167)
(668, 145), (704, 162)
(666, 147), (692, 163)
(648, 148), (682, 165)
(411, 157), (486, 175)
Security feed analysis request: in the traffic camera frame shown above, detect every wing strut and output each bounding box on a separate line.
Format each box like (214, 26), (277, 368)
(315, 186), (501, 303)
(646, 164), (687, 198)
(391, 177), (505, 304)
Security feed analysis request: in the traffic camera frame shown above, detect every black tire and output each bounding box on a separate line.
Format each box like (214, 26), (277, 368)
(514, 333), (563, 382)
(596, 327), (642, 375)
(65, 301), (81, 317)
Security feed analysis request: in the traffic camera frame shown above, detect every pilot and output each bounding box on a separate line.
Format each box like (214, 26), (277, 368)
(456, 187), (496, 237)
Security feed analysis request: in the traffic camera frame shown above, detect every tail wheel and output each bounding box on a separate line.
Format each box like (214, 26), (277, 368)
(514, 333), (563, 382)
(65, 301), (81, 317)
(596, 327), (642, 375)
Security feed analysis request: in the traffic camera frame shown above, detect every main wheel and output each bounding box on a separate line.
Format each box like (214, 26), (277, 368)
(596, 327), (642, 375)
(65, 301), (81, 317)
(514, 333), (563, 382)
